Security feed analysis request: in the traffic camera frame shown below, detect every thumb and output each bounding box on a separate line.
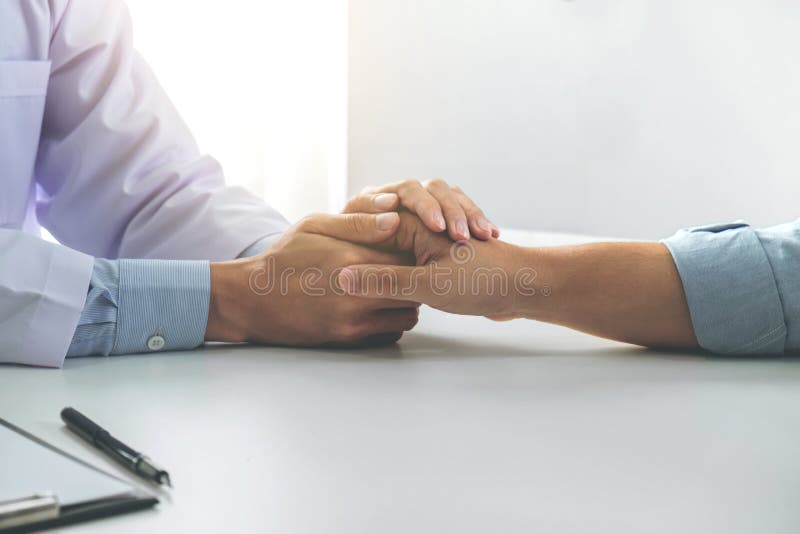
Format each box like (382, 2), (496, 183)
(339, 264), (438, 304)
(298, 212), (400, 244)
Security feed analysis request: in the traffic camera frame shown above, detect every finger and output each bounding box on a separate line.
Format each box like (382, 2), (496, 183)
(298, 212), (399, 243)
(359, 332), (405, 346)
(485, 313), (516, 322)
(328, 249), (414, 295)
(342, 193), (399, 214)
(329, 308), (419, 345)
(362, 308), (420, 335)
(329, 252), (414, 295)
(357, 297), (421, 310)
(338, 264), (439, 306)
(454, 191), (493, 240)
(452, 185), (500, 237)
(425, 179), (470, 241)
(356, 180), (450, 234)
(392, 180), (447, 233)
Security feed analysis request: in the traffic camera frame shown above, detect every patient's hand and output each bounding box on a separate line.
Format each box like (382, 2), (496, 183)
(337, 212), (543, 319)
(338, 213), (699, 351)
(342, 179), (499, 242)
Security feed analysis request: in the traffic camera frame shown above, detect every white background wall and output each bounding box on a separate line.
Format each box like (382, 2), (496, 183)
(349, 1), (800, 239)
(127, 0), (348, 223)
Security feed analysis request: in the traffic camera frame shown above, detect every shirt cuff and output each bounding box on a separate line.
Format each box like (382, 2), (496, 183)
(113, 259), (210, 354)
(18, 239), (94, 367)
(661, 222), (787, 354)
(67, 259), (120, 357)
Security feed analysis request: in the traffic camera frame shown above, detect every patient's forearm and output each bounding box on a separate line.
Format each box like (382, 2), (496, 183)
(521, 242), (699, 349)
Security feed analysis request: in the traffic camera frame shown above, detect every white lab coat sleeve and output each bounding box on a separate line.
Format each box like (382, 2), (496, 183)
(35, 0), (289, 261)
(0, 229), (94, 367)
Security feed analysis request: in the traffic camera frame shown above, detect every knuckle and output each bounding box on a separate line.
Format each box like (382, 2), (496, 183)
(464, 205), (483, 217)
(297, 215), (312, 229)
(297, 214), (320, 231)
(338, 250), (362, 267)
(340, 298), (361, 313)
(399, 178), (421, 191)
(437, 197), (462, 214)
(444, 196), (464, 210)
(459, 193), (479, 208)
(452, 185), (463, 194)
(336, 321), (361, 342)
(425, 178), (447, 190)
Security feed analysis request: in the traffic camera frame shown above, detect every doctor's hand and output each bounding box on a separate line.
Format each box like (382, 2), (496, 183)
(205, 213), (419, 347)
(337, 212), (540, 319)
(342, 179), (500, 242)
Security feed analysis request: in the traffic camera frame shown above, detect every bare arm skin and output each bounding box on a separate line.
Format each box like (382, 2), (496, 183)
(520, 242), (699, 349)
(339, 213), (699, 350)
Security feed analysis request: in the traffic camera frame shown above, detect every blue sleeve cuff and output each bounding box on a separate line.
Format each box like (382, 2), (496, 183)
(754, 221), (800, 351)
(68, 258), (211, 357)
(113, 259), (210, 354)
(67, 259), (120, 357)
(661, 221), (786, 354)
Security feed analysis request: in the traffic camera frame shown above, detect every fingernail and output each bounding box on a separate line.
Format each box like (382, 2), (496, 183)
(477, 217), (491, 232)
(338, 268), (357, 293)
(376, 212), (398, 231)
(434, 213), (446, 231)
(374, 193), (397, 210)
(456, 220), (469, 239)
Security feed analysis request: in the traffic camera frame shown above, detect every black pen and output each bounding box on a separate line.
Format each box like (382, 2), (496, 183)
(60, 407), (172, 488)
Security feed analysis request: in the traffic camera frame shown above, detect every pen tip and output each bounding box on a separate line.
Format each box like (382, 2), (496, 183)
(162, 474), (172, 488)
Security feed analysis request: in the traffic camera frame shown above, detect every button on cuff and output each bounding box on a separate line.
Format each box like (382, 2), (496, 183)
(147, 334), (166, 351)
(113, 259), (210, 355)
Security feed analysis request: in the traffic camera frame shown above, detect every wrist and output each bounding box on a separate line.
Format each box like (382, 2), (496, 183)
(206, 259), (254, 343)
(509, 246), (565, 321)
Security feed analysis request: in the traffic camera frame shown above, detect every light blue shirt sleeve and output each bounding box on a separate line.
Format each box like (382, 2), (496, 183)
(67, 232), (284, 358)
(67, 259), (211, 357)
(661, 220), (800, 354)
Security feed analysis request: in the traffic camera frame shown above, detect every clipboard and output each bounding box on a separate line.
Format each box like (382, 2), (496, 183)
(0, 417), (158, 533)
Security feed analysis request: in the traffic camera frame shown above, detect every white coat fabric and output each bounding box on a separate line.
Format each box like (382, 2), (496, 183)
(0, 0), (288, 366)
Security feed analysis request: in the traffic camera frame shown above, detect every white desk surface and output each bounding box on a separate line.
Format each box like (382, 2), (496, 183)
(2, 231), (800, 534)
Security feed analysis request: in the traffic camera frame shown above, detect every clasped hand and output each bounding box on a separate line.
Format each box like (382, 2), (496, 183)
(205, 179), (528, 347)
